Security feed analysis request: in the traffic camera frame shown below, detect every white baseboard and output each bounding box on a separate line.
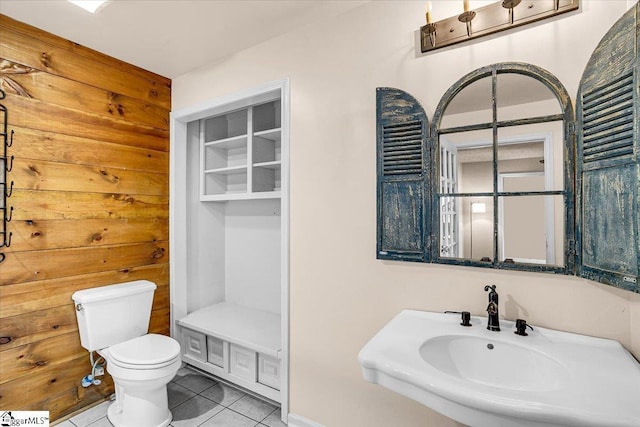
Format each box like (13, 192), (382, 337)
(287, 413), (325, 427)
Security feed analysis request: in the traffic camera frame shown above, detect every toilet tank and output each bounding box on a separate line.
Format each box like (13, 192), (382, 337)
(72, 280), (156, 351)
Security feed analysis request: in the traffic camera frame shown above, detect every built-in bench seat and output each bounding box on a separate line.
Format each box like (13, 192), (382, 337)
(177, 301), (281, 402)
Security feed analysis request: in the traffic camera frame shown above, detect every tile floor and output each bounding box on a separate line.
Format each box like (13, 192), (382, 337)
(56, 366), (286, 427)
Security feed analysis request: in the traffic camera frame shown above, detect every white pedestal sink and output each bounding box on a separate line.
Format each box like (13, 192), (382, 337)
(358, 310), (640, 427)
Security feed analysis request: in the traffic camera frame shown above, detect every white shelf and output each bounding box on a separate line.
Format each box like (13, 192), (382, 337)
(178, 301), (281, 359)
(204, 165), (247, 175)
(254, 160), (281, 169)
(204, 134), (248, 149)
(200, 191), (281, 202)
(254, 128), (281, 142)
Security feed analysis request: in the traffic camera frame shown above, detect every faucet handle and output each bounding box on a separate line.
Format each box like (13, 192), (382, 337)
(444, 310), (472, 327)
(484, 284), (497, 292)
(514, 318), (534, 336)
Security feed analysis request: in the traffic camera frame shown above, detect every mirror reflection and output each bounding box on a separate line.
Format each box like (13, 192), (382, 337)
(496, 72), (561, 121)
(497, 122), (564, 191)
(499, 194), (565, 265)
(441, 77), (492, 129)
(437, 71), (566, 267)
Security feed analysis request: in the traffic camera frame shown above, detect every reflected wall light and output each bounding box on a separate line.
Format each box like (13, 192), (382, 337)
(421, 0), (580, 53)
(471, 202), (487, 214)
(470, 202), (486, 259)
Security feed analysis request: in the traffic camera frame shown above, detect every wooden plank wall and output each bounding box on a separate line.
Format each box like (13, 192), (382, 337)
(0, 15), (171, 420)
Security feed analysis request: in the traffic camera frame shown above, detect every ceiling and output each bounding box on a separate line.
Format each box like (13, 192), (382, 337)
(0, 0), (366, 78)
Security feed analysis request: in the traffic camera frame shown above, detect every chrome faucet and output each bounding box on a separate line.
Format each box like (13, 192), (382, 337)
(484, 285), (500, 331)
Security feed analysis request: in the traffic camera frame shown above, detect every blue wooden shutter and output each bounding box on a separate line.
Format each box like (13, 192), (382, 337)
(576, 4), (639, 292)
(376, 88), (430, 262)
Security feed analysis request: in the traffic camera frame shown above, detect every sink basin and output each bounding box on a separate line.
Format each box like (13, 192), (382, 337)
(420, 335), (569, 392)
(358, 310), (640, 427)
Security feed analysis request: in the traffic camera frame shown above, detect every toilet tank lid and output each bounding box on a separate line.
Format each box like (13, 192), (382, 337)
(72, 280), (157, 304)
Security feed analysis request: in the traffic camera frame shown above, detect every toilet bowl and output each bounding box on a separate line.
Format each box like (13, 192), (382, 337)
(100, 334), (181, 427)
(72, 281), (181, 427)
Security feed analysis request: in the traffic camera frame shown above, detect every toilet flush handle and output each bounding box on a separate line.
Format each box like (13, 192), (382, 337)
(76, 303), (83, 311)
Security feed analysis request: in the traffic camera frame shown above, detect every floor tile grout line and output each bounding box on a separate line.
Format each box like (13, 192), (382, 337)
(223, 406), (274, 424)
(188, 405), (266, 427)
(189, 404), (226, 427)
(193, 381), (248, 407)
(173, 378), (221, 395)
(265, 406), (279, 419)
(190, 387), (244, 409)
(259, 406), (280, 426)
(198, 393), (245, 408)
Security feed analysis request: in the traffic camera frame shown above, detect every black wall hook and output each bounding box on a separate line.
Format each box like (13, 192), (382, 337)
(5, 181), (13, 198)
(0, 230), (10, 249)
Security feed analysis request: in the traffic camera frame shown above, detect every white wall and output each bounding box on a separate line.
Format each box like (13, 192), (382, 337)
(225, 199), (281, 314)
(185, 121), (226, 312)
(172, 1), (640, 426)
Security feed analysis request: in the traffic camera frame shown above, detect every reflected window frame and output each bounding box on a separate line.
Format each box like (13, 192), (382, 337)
(430, 62), (576, 274)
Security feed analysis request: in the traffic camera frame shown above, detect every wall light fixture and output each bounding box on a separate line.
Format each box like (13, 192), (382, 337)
(421, 0), (580, 53)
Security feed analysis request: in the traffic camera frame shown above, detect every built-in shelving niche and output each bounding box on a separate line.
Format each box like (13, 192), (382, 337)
(171, 80), (289, 415)
(201, 99), (282, 200)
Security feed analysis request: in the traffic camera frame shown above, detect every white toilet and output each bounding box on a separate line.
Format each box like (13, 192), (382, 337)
(72, 280), (181, 427)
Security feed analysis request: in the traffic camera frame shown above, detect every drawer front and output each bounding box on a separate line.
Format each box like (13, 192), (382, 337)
(258, 354), (280, 390)
(183, 329), (206, 362)
(229, 344), (257, 381)
(207, 336), (226, 368)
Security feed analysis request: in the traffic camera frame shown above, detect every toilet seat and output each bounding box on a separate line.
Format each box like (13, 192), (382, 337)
(108, 334), (180, 370)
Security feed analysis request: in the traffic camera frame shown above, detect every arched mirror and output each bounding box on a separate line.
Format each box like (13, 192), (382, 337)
(377, 6), (638, 290)
(431, 63), (575, 272)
